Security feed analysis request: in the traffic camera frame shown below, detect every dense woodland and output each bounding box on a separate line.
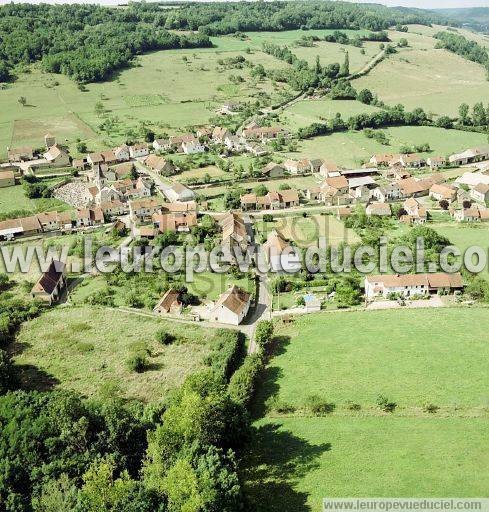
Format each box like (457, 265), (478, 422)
(0, 1), (452, 84)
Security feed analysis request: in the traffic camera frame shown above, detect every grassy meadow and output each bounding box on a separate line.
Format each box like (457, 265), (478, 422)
(244, 308), (489, 509)
(13, 305), (217, 402)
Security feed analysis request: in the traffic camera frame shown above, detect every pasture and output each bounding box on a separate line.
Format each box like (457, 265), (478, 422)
(433, 222), (489, 253)
(244, 308), (489, 509)
(13, 305), (216, 402)
(288, 126), (489, 168)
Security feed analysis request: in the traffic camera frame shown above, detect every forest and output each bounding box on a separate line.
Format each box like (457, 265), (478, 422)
(0, 1), (453, 84)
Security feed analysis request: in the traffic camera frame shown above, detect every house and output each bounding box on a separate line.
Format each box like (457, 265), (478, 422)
(196, 127), (213, 138)
(366, 202), (391, 216)
(87, 153), (104, 166)
(399, 154), (425, 168)
(245, 143), (268, 157)
(323, 176), (349, 194)
(165, 183), (195, 203)
(262, 229), (301, 273)
(427, 156), (446, 170)
(305, 186), (321, 201)
(319, 161), (339, 177)
(454, 172), (489, 189)
(105, 162), (134, 181)
(44, 133), (56, 148)
(470, 183), (489, 205)
(153, 139), (171, 152)
(370, 154), (401, 167)
(153, 288), (183, 316)
(240, 190), (299, 211)
(209, 285), (251, 325)
(262, 162), (285, 178)
(169, 134), (196, 151)
(429, 183), (457, 202)
(219, 212), (250, 257)
(182, 139), (205, 155)
(371, 183), (401, 202)
(449, 147), (489, 166)
(8, 146), (33, 162)
(308, 159), (324, 173)
(152, 210), (197, 233)
(0, 170), (15, 188)
(100, 200), (128, 218)
(341, 168), (379, 179)
(72, 159), (86, 172)
(43, 145), (70, 167)
(101, 150), (118, 165)
(283, 159), (311, 175)
(336, 206), (352, 220)
(36, 211), (72, 232)
(454, 207), (483, 222)
(401, 197), (427, 224)
(0, 215), (42, 240)
(398, 177), (431, 198)
(113, 144), (131, 161)
(129, 198), (163, 222)
(387, 166), (411, 180)
(365, 272), (463, 299)
(31, 260), (67, 305)
(76, 208), (103, 227)
(217, 102), (240, 115)
(129, 143), (149, 159)
(145, 155), (176, 176)
(241, 126), (287, 142)
(212, 126), (231, 144)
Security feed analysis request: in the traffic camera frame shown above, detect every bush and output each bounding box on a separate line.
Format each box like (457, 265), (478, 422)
(345, 400), (361, 411)
(262, 213), (274, 222)
(126, 354), (148, 373)
(206, 329), (243, 381)
(254, 320), (274, 353)
(422, 402), (439, 414)
(156, 329), (176, 346)
(376, 394), (397, 412)
(306, 395), (335, 415)
(228, 354), (264, 407)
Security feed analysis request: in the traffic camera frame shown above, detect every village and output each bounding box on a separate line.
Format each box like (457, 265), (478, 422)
(1, 123), (489, 326)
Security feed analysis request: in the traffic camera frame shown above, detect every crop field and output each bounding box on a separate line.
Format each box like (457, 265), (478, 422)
(287, 126), (489, 167)
(12, 305), (217, 402)
(280, 99), (380, 129)
(244, 308), (489, 509)
(255, 213), (360, 248)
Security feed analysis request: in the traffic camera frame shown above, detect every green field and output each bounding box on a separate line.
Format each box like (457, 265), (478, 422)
(0, 183), (70, 216)
(0, 44), (291, 159)
(244, 308), (489, 509)
(13, 305), (217, 402)
(281, 99), (380, 130)
(354, 36), (489, 116)
(287, 126), (489, 167)
(255, 213), (360, 248)
(433, 222), (489, 253)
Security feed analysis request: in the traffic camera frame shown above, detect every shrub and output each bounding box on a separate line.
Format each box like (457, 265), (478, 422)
(206, 329), (243, 381)
(126, 354), (148, 373)
(262, 213), (274, 222)
(423, 402), (439, 413)
(254, 320), (274, 353)
(345, 400), (361, 411)
(306, 395), (335, 415)
(156, 329), (176, 346)
(376, 394), (397, 412)
(228, 354), (264, 407)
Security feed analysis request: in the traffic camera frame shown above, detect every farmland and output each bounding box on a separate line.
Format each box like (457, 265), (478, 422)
(244, 308), (489, 509)
(12, 305), (217, 402)
(287, 126), (489, 168)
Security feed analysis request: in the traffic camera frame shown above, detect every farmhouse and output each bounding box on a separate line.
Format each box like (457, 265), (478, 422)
(165, 183), (195, 203)
(72, 159), (86, 171)
(129, 143), (149, 159)
(398, 177), (432, 198)
(0, 215), (42, 240)
(87, 153), (104, 166)
(366, 202), (391, 216)
(470, 183), (489, 204)
(240, 190), (299, 211)
(101, 150), (118, 165)
(210, 285), (251, 325)
(31, 260), (67, 305)
(365, 272), (463, 299)
(152, 210), (197, 233)
(113, 144), (131, 161)
(0, 170), (15, 188)
(399, 154), (425, 168)
(153, 288), (183, 316)
(43, 144), (70, 167)
(401, 197), (427, 224)
(242, 126), (287, 142)
(449, 147), (489, 166)
(262, 229), (301, 273)
(453, 207), (489, 222)
(105, 162), (134, 181)
(371, 183), (401, 202)
(220, 212), (250, 256)
(145, 155), (176, 176)
(100, 200), (128, 218)
(182, 139), (205, 155)
(212, 126), (231, 143)
(153, 139), (171, 152)
(76, 208), (103, 227)
(319, 161), (339, 177)
(370, 153), (401, 167)
(429, 183), (457, 202)
(427, 156), (447, 170)
(262, 162), (285, 178)
(8, 146), (34, 162)
(129, 198), (163, 222)
(283, 159), (311, 175)
(37, 211), (73, 231)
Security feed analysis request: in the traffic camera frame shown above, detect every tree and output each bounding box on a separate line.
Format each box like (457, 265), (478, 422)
(253, 184), (268, 196)
(398, 38), (408, 47)
(94, 101), (105, 115)
(473, 102), (487, 126)
(18, 96), (27, 107)
(436, 116), (453, 129)
(357, 88), (373, 105)
(439, 199), (449, 210)
(458, 103), (470, 125)
(254, 320), (274, 352)
(76, 141), (88, 153)
(339, 51), (350, 76)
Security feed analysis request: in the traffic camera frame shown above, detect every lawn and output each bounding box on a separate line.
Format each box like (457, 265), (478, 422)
(255, 213), (359, 248)
(280, 99), (380, 130)
(287, 126), (489, 168)
(244, 416), (489, 511)
(12, 305), (218, 402)
(244, 308), (489, 509)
